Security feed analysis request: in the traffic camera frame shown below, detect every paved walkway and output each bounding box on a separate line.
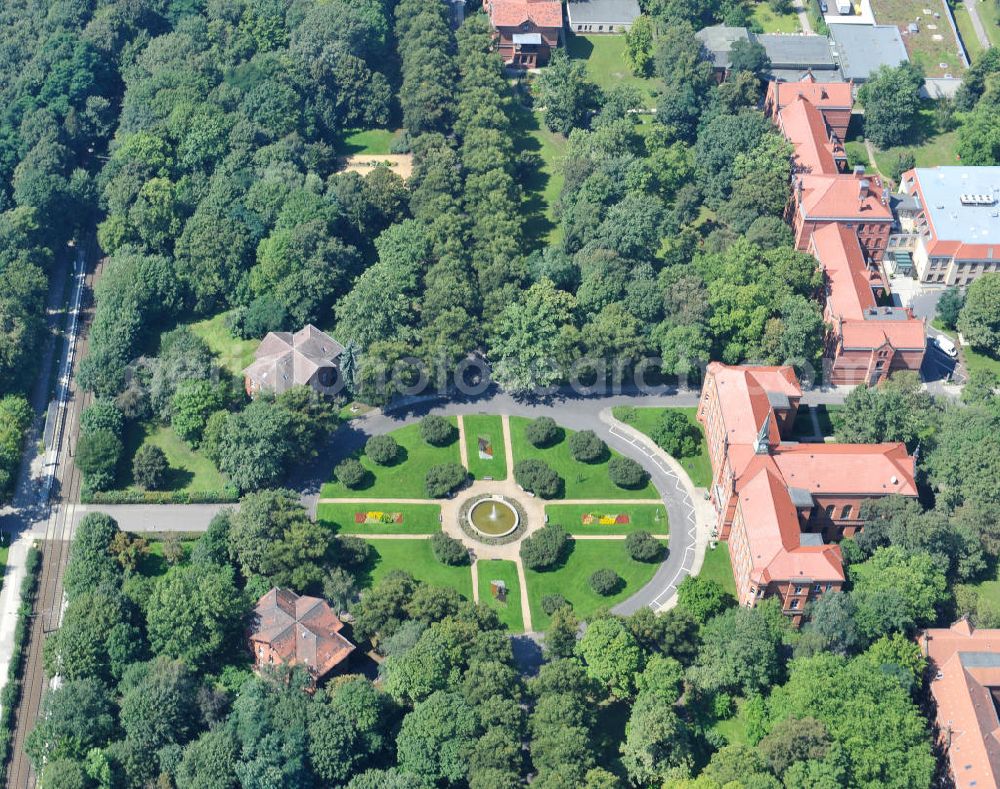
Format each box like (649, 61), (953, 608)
(792, 0), (812, 33)
(456, 415), (469, 468)
(965, 0), (991, 49)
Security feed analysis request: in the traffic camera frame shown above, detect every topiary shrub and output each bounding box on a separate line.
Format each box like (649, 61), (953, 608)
(625, 530), (663, 562)
(568, 430), (606, 463)
(520, 524), (569, 570)
(132, 445), (168, 491)
(514, 459), (562, 499)
(420, 415), (455, 446)
(366, 434), (399, 466)
(425, 463), (467, 497)
(608, 457), (647, 489)
(525, 416), (560, 448)
(431, 532), (469, 566)
(588, 568), (622, 596)
(541, 594), (571, 615)
(335, 458), (367, 489)
(652, 411), (700, 458)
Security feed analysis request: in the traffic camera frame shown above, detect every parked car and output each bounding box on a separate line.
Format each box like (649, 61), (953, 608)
(820, 1), (828, 11)
(934, 335), (958, 358)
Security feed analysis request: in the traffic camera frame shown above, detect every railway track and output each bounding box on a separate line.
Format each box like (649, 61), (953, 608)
(5, 249), (100, 789)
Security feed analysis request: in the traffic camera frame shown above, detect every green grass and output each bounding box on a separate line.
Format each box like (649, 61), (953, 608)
(0, 545), (8, 590)
(977, 0), (1000, 47)
(752, 1), (800, 32)
(846, 103), (959, 184)
(320, 419), (461, 499)
(814, 404), (844, 437)
(525, 540), (663, 629)
(711, 700), (752, 746)
(871, 0), (966, 75)
(545, 503), (668, 535)
(610, 407), (713, 488)
(476, 560), (524, 633)
(698, 543), (737, 597)
(954, 2), (984, 58)
(932, 321), (1000, 378)
(509, 416), (658, 499)
(361, 539), (474, 599)
(120, 423), (228, 492)
(316, 502), (442, 535)
(463, 414), (507, 481)
(185, 312), (259, 377)
(565, 33), (659, 103)
(512, 101), (568, 246)
(135, 539), (196, 578)
(336, 129), (400, 155)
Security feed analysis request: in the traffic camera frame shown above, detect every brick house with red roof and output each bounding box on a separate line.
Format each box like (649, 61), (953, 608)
(810, 224), (925, 385)
(698, 362), (918, 624)
(765, 75), (853, 145)
(919, 619), (1000, 788)
(483, 0), (563, 68)
(249, 588), (355, 686)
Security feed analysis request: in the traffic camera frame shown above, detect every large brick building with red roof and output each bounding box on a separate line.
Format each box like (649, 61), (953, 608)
(249, 588), (355, 685)
(769, 80), (925, 385)
(698, 362), (918, 624)
(919, 619), (1000, 788)
(483, 0), (562, 68)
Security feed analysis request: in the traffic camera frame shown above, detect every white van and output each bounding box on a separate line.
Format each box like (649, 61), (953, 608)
(935, 335), (958, 358)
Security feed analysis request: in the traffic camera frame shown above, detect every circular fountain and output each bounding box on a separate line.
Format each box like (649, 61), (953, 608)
(468, 496), (519, 538)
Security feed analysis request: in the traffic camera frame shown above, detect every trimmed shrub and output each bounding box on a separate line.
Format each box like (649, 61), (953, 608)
(652, 411), (700, 458)
(80, 399), (124, 437)
(420, 415), (454, 446)
(366, 434), (399, 466)
(568, 430), (606, 463)
(541, 594), (571, 615)
(514, 459), (562, 499)
(520, 524), (569, 570)
(525, 416), (559, 448)
(425, 463), (467, 498)
(76, 428), (123, 492)
(608, 457), (647, 489)
(431, 532), (469, 566)
(589, 568), (622, 596)
(335, 458), (367, 489)
(625, 530), (663, 562)
(132, 445), (168, 491)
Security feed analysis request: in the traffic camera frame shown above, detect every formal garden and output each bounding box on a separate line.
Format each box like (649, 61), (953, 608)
(313, 411), (695, 633)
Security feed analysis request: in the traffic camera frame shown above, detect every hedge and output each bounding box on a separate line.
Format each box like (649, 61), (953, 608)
(81, 488), (239, 504)
(0, 545), (42, 769)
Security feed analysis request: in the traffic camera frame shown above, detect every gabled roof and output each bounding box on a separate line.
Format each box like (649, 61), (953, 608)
(796, 173), (893, 221)
(812, 223), (877, 320)
(771, 76), (854, 112)
(705, 362), (801, 449)
(770, 441), (918, 497)
(839, 319), (927, 352)
(250, 588), (355, 679)
(243, 325), (343, 394)
(921, 620), (1000, 789)
(487, 0), (563, 29)
(779, 96), (841, 175)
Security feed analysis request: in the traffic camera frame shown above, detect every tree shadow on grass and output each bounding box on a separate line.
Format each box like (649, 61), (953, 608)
(162, 466), (194, 492)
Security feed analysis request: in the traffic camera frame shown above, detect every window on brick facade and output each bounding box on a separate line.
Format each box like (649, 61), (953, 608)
(825, 504), (835, 517)
(790, 599), (800, 609)
(813, 583), (822, 593)
(841, 505), (853, 519)
(795, 585), (804, 595)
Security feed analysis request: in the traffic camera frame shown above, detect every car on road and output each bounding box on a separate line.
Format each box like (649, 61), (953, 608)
(934, 335), (958, 358)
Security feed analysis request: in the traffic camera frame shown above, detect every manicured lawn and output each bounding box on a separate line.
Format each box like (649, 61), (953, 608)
(336, 129), (400, 155)
(361, 539), (474, 599)
(463, 414), (507, 480)
(316, 502), (442, 535)
(870, 0), (965, 75)
(545, 503), (668, 535)
(120, 423), (229, 493)
(0, 544), (8, 590)
(698, 543), (737, 597)
(186, 312), (259, 377)
(509, 416), (658, 499)
(565, 33), (659, 103)
(512, 101), (568, 246)
(477, 559), (524, 633)
(954, 2), (984, 58)
(711, 700), (752, 746)
(525, 540), (663, 629)
(611, 407), (713, 488)
(814, 404), (844, 437)
(320, 419), (461, 499)
(752, 1), (800, 32)
(977, 0), (1000, 48)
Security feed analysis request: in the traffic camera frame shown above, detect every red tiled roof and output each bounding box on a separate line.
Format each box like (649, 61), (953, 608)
(921, 620), (1000, 789)
(770, 441), (918, 497)
(250, 588), (355, 679)
(705, 362), (801, 449)
(797, 173), (894, 221)
(772, 77), (853, 113)
(779, 97), (840, 175)
(487, 0), (562, 29)
(812, 223), (877, 320)
(839, 319), (927, 351)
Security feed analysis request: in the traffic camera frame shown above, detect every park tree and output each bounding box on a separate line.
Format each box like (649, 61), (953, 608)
(545, 606), (580, 659)
(956, 103), (1000, 165)
(396, 691), (480, 784)
(926, 405), (1000, 512)
(132, 444), (168, 490)
(175, 727), (240, 789)
(624, 15), (655, 76)
(936, 286), (965, 330)
(534, 50), (601, 135)
(857, 63), (924, 148)
(170, 379), (224, 447)
(728, 38), (770, 76)
(621, 693), (693, 785)
(424, 463), (467, 497)
(676, 576), (734, 623)
(26, 679), (115, 769)
(62, 512), (122, 600)
(576, 616), (642, 697)
(835, 372), (936, 449)
(519, 523), (569, 569)
(958, 273), (1000, 353)
(608, 457), (647, 489)
(849, 546), (947, 639)
(118, 657), (201, 756)
(514, 459), (563, 499)
(75, 427), (123, 492)
(652, 410), (700, 458)
(625, 531), (663, 562)
(796, 591), (862, 657)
